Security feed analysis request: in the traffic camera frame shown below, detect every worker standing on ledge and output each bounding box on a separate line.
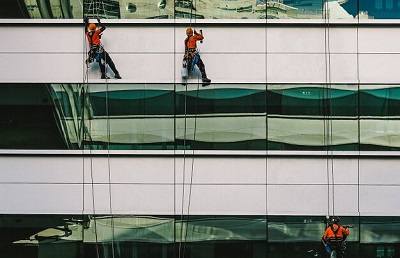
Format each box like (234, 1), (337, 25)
(84, 17), (121, 79)
(183, 27), (211, 86)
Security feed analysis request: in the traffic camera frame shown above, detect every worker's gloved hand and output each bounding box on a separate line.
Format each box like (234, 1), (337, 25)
(194, 30), (199, 35)
(97, 18), (101, 23)
(84, 16), (88, 23)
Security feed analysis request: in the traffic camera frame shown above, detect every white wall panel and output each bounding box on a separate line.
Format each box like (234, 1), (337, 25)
(175, 26), (266, 54)
(267, 27), (325, 53)
(328, 54), (359, 83)
(104, 26), (175, 52)
(0, 184), (83, 214)
(360, 159), (400, 185)
(109, 157), (175, 184)
(110, 184), (174, 215)
(330, 158), (359, 185)
(267, 27), (356, 54)
(358, 27), (400, 53)
(175, 53), (266, 83)
(0, 156), (83, 183)
(0, 27), (82, 52)
(175, 185), (266, 215)
(83, 156), (175, 184)
(359, 186), (400, 216)
(1, 24), (400, 84)
(359, 53), (400, 83)
(174, 157), (266, 184)
(331, 185), (359, 216)
(0, 53), (84, 83)
(267, 185), (328, 215)
(267, 158), (328, 184)
(0, 154), (399, 215)
(83, 156), (113, 183)
(267, 53), (326, 83)
(83, 184), (112, 214)
(86, 53), (175, 83)
(326, 27), (358, 54)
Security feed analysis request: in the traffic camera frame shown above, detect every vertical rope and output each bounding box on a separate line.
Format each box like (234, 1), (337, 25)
(178, 77), (188, 258)
(179, 1), (199, 258)
(83, 7), (101, 256)
(356, 0), (361, 236)
(98, 2), (117, 257)
(323, 0), (335, 218)
(84, 2), (100, 257)
(173, 7), (178, 258)
(265, 2), (269, 250)
(84, 1), (116, 257)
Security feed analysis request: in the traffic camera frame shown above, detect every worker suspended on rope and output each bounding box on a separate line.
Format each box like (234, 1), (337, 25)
(321, 216), (350, 258)
(183, 27), (211, 86)
(84, 17), (121, 79)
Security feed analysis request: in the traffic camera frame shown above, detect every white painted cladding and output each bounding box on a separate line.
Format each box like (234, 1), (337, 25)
(1, 22), (400, 216)
(1, 23), (400, 83)
(0, 154), (399, 216)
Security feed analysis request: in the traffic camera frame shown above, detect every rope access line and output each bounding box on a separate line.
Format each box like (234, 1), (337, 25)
(179, 1), (200, 258)
(356, 0), (361, 220)
(265, 4), (269, 248)
(83, 3), (100, 256)
(83, 1), (116, 257)
(323, 0), (335, 219)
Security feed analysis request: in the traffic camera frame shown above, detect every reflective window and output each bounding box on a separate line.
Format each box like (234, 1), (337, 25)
(83, 84), (175, 150)
(359, 85), (400, 151)
(3, 83), (400, 151)
(267, 84), (359, 151)
(0, 0), (398, 19)
(1, 215), (399, 258)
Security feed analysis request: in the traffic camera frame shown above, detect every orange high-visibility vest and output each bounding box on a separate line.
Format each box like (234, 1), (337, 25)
(186, 34), (204, 49)
(323, 224), (349, 240)
(86, 29), (102, 46)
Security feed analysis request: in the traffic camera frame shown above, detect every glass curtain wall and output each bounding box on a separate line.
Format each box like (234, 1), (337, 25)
(1, 215), (399, 258)
(2, 83), (400, 151)
(0, 1), (394, 19)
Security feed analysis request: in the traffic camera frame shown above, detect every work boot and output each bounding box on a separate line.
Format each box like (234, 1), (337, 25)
(101, 73), (110, 79)
(202, 77), (211, 87)
(114, 73), (122, 79)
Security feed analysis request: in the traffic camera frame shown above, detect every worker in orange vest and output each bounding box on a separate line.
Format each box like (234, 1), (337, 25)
(183, 27), (211, 86)
(322, 216), (350, 258)
(84, 17), (121, 79)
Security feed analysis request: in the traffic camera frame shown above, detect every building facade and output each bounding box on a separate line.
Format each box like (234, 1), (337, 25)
(0, 0), (400, 257)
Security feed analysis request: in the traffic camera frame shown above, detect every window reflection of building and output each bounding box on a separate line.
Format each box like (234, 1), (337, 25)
(7, 0), (400, 19)
(387, 0), (393, 9)
(376, 0), (383, 10)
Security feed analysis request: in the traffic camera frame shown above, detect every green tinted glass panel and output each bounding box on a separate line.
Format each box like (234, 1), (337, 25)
(3, 83), (400, 151)
(1, 215), (399, 258)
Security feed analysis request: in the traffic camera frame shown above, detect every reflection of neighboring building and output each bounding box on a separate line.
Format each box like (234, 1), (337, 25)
(342, 0), (400, 18)
(84, 0), (121, 19)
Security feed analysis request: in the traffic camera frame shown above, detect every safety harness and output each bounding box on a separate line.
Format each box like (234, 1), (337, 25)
(86, 31), (104, 65)
(184, 36), (199, 72)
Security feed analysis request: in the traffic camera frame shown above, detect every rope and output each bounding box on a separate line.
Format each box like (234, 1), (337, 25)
(83, 8), (100, 257)
(323, 0), (335, 218)
(179, 1), (199, 258)
(265, 3), (269, 247)
(84, 1), (115, 257)
(98, 4), (117, 257)
(356, 0), (361, 220)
